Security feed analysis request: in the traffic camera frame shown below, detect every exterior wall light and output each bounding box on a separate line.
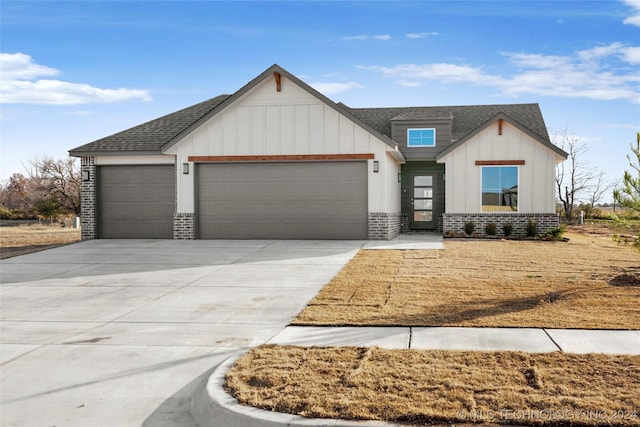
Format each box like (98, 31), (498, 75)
(82, 170), (90, 181)
(182, 163), (189, 174)
(398, 173), (402, 183)
(373, 160), (379, 173)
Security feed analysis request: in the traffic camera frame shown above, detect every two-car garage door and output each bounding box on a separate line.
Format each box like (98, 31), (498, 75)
(197, 162), (368, 239)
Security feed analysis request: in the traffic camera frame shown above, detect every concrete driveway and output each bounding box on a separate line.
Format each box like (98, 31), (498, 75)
(0, 239), (363, 427)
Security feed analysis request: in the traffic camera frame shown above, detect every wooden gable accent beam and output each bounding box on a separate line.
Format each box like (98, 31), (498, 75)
(498, 118), (503, 135)
(189, 154), (375, 162)
(273, 71), (282, 92)
(475, 160), (525, 166)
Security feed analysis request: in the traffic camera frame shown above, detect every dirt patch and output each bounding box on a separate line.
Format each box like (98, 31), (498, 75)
(226, 346), (640, 426)
(294, 232), (640, 329)
(0, 224), (81, 259)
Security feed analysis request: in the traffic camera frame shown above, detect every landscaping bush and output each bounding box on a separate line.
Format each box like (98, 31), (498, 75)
(484, 222), (497, 235)
(525, 218), (538, 237)
(546, 225), (566, 241)
(502, 222), (513, 237)
(464, 221), (475, 236)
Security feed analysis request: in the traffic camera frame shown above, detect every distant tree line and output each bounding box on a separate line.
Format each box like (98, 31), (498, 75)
(0, 156), (80, 222)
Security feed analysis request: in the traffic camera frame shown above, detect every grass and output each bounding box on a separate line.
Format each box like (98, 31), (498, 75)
(226, 346), (640, 426)
(225, 228), (640, 425)
(293, 232), (640, 329)
(0, 224), (81, 259)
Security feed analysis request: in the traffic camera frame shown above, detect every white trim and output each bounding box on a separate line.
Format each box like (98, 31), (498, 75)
(407, 128), (436, 147)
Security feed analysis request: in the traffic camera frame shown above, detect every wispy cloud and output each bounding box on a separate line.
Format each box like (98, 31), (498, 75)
(342, 34), (391, 41)
(0, 52), (151, 105)
(359, 43), (640, 104)
(622, 0), (640, 26)
(405, 32), (441, 39)
(309, 81), (364, 95)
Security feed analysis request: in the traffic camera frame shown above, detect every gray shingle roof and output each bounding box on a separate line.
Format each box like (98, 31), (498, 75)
(347, 103), (551, 143)
(69, 94), (230, 156)
(69, 64), (559, 159)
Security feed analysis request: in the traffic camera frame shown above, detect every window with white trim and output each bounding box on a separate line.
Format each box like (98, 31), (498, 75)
(481, 166), (518, 212)
(407, 128), (436, 147)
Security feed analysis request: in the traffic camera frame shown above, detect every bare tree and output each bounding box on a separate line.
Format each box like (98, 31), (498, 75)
(554, 130), (595, 222)
(585, 171), (615, 217)
(25, 156), (81, 216)
(0, 173), (34, 211)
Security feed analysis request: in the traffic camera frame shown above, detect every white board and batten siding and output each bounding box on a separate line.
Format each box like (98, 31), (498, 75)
(437, 121), (563, 214)
(165, 75), (401, 214)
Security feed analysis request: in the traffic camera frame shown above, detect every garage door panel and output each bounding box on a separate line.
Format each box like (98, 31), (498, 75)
(98, 165), (174, 239)
(197, 162), (367, 239)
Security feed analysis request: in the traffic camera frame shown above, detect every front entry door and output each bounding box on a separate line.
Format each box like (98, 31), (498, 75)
(410, 174), (436, 230)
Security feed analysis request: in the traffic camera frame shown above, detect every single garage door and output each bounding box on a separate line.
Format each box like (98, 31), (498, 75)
(97, 165), (174, 238)
(197, 162), (367, 239)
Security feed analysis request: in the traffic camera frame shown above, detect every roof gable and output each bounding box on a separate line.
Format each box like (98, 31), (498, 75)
(161, 64), (399, 153)
(435, 112), (568, 160)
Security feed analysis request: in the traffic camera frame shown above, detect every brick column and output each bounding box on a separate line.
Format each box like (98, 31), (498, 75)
(80, 156), (96, 240)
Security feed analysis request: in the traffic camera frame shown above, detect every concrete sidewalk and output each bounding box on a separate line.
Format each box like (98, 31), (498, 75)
(269, 325), (640, 354)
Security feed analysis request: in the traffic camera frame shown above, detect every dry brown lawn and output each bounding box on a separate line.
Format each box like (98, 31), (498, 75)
(293, 232), (640, 329)
(226, 346), (640, 426)
(0, 224), (81, 259)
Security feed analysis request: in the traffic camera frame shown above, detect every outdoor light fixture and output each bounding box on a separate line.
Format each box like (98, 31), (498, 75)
(373, 160), (379, 173)
(182, 163), (189, 174)
(82, 170), (90, 182)
(398, 173), (402, 182)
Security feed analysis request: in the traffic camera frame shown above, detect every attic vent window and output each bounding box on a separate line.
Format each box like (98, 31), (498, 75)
(407, 128), (436, 147)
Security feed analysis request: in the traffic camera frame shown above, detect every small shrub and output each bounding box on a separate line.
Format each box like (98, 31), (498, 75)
(0, 206), (13, 220)
(525, 218), (538, 237)
(502, 222), (513, 237)
(464, 221), (476, 236)
(546, 225), (566, 240)
(484, 222), (497, 235)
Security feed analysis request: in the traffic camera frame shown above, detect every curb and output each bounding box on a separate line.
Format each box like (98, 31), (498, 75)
(191, 351), (404, 427)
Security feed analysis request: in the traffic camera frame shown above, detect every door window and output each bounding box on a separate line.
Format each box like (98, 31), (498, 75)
(413, 175), (433, 223)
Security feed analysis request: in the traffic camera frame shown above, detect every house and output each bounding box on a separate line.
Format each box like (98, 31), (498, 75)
(69, 64), (567, 240)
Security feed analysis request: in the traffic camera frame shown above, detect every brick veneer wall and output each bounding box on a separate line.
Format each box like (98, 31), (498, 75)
(442, 213), (560, 237)
(368, 212), (402, 240)
(173, 213), (195, 239)
(80, 156), (96, 240)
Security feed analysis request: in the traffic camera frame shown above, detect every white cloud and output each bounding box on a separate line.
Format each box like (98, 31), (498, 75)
(0, 52), (151, 105)
(360, 43), (640, 104)
(0, 52), (59, 80)
(342, 34), (391, 41)
(398, 80), (424, 87)
(309, 81), (363, 95)
(359, 63), (501, 85)
(343, 35), (368, 40)
(622, 0), (640, 26)
(405, 32), (441, 39)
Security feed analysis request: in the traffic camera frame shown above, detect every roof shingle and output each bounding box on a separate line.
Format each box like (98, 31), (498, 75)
(69, 94), (230, 156)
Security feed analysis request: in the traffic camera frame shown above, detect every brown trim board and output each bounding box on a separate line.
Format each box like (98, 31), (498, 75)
(188, 154), (375, 162)
(475, 160), (525, 166)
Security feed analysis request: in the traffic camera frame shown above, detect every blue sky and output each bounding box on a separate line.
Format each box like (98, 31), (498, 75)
(1, 0), (639, 203)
